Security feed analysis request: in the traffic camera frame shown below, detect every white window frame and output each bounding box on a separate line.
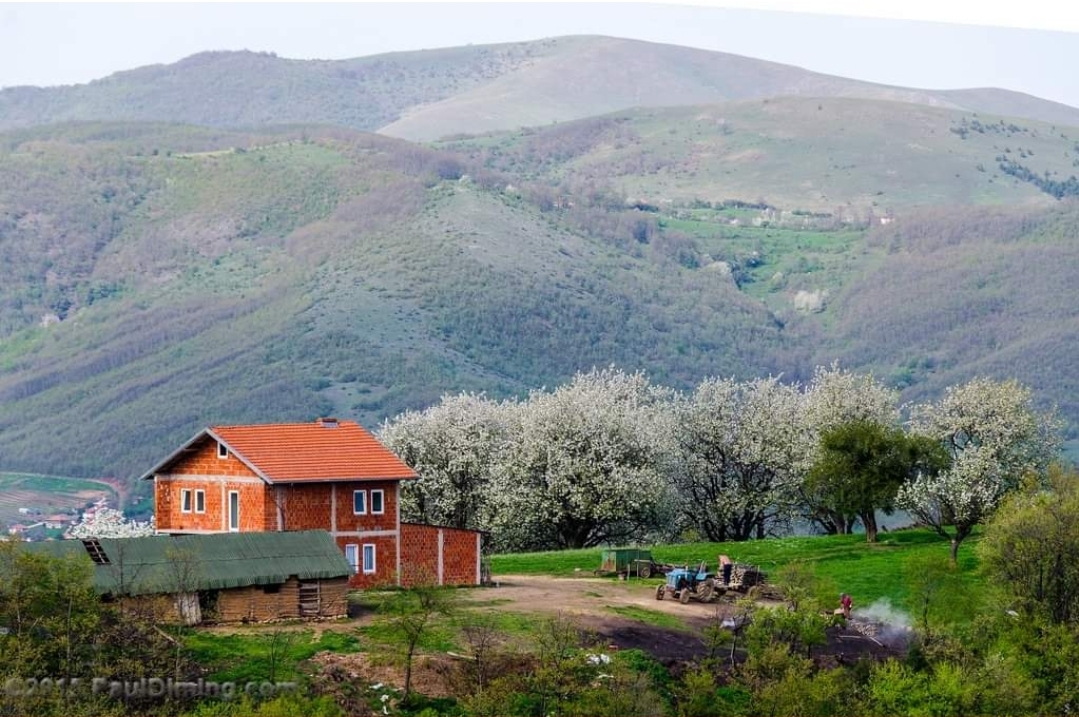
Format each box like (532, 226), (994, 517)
(370, 489), (385, 515)
(362, 544), (376, 575)
(195, 489), (206, 514)
(345, 544), (360, 574)
(228, 490), (240, 532)
(217, 442), (228, 459)
(181, 489), (192, 514)
(352, 490), (367, 515)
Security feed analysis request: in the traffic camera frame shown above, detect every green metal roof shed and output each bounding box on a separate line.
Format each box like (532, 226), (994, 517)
(19, 530), (351, 596)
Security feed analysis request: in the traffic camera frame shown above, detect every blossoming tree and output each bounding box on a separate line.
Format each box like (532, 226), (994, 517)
(896, 377), (1062, 563)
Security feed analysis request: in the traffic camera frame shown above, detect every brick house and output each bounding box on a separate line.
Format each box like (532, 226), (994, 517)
(140, 418), (482, 588)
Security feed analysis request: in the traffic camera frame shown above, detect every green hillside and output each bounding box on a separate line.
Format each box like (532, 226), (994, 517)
(3, 37), (1079, 141)
(443, 97), (1078, 211)
(0, 123), (794, 480)
(1, 101), (1078, 482)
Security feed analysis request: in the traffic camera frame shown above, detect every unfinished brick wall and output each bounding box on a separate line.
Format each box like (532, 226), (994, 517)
(336, 535), (398, 589)
(400, 523), (439, 585)
(332, 481), (399, 533)
(400, 523), (481, 587)
(154, 439), (272, 533)
(277, 484), (333, 531)
(155, 478), (270, 533)
(169, 438), (260, 478)
(441, 526), (482, 586)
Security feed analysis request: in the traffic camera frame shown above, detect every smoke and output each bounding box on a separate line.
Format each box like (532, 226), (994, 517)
(851, 598), (914, 649)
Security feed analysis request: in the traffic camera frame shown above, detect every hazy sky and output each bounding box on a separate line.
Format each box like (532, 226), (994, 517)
(2, 2), (1078, 109)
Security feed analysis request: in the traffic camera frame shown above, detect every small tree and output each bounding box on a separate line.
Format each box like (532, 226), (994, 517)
(800, 363), (901, 534)
(806, 420), (948, 542)
(978, 464), (1079, 624)
(374, 571), (457, 702)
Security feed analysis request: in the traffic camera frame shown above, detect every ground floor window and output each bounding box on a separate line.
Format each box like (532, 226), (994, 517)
(345, 544), (359, 573)
(362, 544), (376, 574)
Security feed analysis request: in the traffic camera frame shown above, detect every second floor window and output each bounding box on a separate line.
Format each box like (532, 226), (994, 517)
(181, 489), (192, 513)
(195, 490), (206, 513)
(353, 490), (366, 515)
(371, 489), (384, 515)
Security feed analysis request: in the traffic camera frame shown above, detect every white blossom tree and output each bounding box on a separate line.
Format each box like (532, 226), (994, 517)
(67, 507), (154, 539)
(800, 363), (901, 534)
(378, 392), (511, 532)
(896, 377), (1063, 563)
(489, 367), (674, 552)
(669, 376), (809, 541)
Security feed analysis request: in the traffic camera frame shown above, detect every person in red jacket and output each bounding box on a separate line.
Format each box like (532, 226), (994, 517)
(835, 593), (853, 619)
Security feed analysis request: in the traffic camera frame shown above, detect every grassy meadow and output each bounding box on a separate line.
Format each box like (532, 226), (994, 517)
(491, 528), (980, 614)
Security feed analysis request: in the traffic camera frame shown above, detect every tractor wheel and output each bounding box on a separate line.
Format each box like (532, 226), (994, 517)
(640, 563), (653, 579)
(679, 588), (691, 604)
(698, 580), (715, 603)
(655, 584), (665, 600)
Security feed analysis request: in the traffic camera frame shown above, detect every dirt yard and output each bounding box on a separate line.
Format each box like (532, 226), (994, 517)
(459, 574), (907, 665)
(213, 573), (905, 698)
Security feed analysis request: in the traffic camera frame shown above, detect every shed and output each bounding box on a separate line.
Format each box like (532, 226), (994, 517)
(22, 530), (351, 624)
(599, 547), (653, 575)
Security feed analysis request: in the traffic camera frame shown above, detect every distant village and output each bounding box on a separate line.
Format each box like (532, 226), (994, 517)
(3, 495), (113, 541)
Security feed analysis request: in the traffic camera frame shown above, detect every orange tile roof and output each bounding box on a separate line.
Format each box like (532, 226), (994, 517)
(208, 419), (417, 484)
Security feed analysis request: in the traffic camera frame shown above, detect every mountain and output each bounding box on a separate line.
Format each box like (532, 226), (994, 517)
(0, 123), (793, 482)
(2, 103), (1079, 485)
(2, 37), (1079, 141)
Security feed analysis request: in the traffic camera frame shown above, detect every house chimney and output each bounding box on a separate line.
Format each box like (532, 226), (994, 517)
(317, 417), (339, 428)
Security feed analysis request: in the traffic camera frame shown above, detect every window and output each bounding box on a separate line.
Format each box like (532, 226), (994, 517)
(352, 490), (366, 515)
(195, 490), (206, 514)
(362, 544), (376, 575)
(181, 489), (192, 513)
(217, 442), (228, 459)
(228, 491), (239, 532)
(370, 489), (384, 515)
(345, 544), (359, 574)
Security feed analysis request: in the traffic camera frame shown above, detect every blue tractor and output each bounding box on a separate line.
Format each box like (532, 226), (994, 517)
(655, 561), (720, 604)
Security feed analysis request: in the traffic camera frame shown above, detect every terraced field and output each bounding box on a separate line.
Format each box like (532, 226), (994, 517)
(0, 472), (117, 527)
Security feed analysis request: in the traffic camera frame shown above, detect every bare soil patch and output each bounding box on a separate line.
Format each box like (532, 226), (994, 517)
(463, 575), (906, 666)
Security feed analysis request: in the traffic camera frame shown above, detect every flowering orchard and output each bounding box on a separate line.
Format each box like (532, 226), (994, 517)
(378, 366), (1061, 556)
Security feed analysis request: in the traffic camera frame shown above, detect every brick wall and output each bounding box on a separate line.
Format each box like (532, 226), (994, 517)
(153, 438), (272, 532)
(156, 477), (270, 532)
(441, 526), (482, 586)
(400, 523), (481, 587)
(400, 523), (439, 584)
(170, 438), (259, 478)
(278, 484), (332, 531)
(332, 481), (399, 533)
(336, 535), (398, 589)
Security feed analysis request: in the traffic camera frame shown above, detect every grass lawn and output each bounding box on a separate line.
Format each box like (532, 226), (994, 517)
(490, 527), (981, 612)
(183, 629), (361, 683)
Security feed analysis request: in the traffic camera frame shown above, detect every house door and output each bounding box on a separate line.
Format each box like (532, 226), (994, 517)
(228, 491), (239, 532)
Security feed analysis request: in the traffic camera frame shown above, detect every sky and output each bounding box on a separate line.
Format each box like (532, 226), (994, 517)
(2, 1), (1078, 109)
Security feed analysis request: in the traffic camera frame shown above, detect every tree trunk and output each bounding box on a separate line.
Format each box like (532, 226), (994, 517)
(949, 538), (960, 565)
(861, 512), (878, 543)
